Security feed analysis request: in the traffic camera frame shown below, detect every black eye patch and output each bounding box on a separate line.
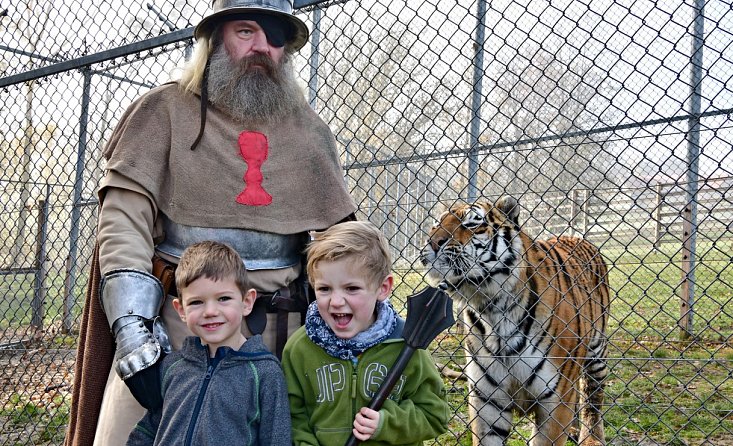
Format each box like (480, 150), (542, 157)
(226, 13), (294, 47)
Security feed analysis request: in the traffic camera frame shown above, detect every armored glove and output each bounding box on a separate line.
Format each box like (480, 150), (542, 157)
(100, 269), (171, 408)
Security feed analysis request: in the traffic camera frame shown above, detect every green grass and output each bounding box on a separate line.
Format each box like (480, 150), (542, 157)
(603, 240), (733, 343)
(1, 393), (69, 444)
(604, 341), (733, 443)
(0, 271), (86, 331)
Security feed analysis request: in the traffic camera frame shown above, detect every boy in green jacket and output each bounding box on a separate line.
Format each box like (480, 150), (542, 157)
(282, 221), (449, 445)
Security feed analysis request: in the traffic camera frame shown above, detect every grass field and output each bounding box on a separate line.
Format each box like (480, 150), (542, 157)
(1, 240), (732, 445)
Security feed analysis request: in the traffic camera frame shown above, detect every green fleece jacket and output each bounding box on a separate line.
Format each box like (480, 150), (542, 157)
(282, 323), (449, 446)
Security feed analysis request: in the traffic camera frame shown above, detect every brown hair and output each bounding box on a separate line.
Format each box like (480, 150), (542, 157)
(175, 241), (250, 299)
(306, 221), (392, 288)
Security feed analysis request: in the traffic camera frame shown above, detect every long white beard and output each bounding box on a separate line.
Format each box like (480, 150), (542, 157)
(206, 46), (305, 124)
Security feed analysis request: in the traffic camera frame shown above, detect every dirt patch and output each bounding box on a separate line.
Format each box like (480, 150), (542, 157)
(0, 340), (75, 446)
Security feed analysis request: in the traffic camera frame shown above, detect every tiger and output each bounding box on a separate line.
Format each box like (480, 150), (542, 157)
(420, 196), (609, 446)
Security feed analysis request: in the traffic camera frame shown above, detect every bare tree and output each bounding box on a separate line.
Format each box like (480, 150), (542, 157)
(6, 0), (52, 268)
(483, 45), (619, 200)
(316, 22), (464, 261)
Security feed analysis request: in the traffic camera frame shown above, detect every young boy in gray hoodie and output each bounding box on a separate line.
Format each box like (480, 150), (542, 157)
(126, 241), (291, 445)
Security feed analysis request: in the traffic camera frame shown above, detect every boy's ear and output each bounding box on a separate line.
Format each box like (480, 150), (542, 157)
(242, 288), (257, 315)
(172, 298), (186, 321)
(376, 274), (394, 302)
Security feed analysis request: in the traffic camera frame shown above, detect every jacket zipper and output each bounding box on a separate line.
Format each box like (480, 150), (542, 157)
(184, 362), (215, 446)
(351, 357), (358, 417)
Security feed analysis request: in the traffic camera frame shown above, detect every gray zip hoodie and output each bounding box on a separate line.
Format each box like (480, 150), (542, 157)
(127, 334), (291, 446)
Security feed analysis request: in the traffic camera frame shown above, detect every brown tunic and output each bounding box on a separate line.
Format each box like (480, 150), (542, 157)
(102, 82), (355, 232)
(64, 83), (356, 446)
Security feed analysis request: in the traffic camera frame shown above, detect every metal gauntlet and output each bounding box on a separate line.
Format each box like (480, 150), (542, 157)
(100, 269), (171, 380)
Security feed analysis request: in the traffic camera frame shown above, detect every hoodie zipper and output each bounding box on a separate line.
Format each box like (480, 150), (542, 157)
(184, 361), (215, 446)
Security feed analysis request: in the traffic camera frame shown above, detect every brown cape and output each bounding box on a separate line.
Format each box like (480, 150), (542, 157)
(65, 244), (113, 446)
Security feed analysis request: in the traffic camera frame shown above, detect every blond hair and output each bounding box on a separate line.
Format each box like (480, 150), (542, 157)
(306, 221), (392, 288)
(178, 32), (217, 96)
(175, 241), (250, 299)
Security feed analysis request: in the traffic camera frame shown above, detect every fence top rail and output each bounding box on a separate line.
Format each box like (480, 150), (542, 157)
(0, 28), (193, 89)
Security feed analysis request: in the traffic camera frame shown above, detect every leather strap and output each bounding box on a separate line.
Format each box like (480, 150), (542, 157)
(152, 254), (176, 296)
(276, 309), (289, 358)
(245, 284), (309, 358)
(246, 298), (268, 335)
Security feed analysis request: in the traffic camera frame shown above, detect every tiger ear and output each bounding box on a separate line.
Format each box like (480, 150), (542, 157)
(496, 196), (520, 225)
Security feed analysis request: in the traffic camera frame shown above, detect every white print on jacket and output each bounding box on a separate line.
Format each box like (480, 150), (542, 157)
(315, 362), (406, 403)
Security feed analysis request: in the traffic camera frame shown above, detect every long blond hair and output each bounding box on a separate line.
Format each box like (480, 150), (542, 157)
(178, 32), (218, 96)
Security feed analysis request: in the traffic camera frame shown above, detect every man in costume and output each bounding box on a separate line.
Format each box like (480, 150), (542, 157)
(64, 1), (356, 445)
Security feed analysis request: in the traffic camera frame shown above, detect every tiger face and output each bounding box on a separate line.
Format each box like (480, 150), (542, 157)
(421, 196), (523, 290)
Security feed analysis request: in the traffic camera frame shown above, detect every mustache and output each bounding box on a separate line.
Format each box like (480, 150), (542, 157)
(235, 53), (279, 78)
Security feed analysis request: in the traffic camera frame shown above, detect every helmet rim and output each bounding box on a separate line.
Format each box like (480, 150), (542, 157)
(195, 0), (309, 50)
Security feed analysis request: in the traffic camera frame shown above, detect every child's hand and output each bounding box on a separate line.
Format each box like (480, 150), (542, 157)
(352, 407), (380, 441)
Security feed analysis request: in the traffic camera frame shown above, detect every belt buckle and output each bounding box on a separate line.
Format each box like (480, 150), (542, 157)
(269, 289), (281, 309)
(271, 286), (292, 305)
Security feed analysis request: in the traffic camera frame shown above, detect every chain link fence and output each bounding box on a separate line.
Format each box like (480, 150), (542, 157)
(1, 0), (731, 444)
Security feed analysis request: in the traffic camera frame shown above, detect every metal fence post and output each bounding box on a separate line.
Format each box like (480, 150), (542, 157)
(467, 0), (487, 202)
(654, 183), (663, 248)
(31, 186), (50, 330)
(308, 6), (322, 110)
(63, 68), (92, 332)
(571, 189), (579, 236)
(679, 0), (705, 340)
(582, 189), (589, 235)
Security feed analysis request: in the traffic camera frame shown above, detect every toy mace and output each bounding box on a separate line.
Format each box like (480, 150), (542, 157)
(344, 285), (455, 446)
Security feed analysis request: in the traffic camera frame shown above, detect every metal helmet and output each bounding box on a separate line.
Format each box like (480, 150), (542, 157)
(195, 0), (309, 50)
